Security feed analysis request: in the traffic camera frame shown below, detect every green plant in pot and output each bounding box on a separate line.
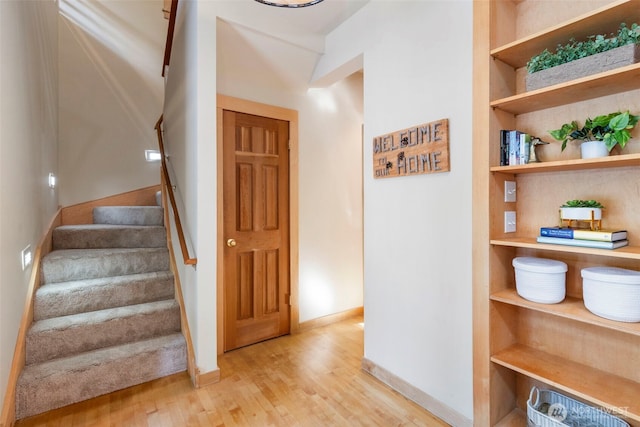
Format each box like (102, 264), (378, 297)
(527, 23), (640, 74)
(549, 111), (639, 159)
(560, 199), (604, 230)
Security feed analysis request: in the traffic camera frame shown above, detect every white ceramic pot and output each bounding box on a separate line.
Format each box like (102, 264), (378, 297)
(580, 140), (609, 159)
(560, 207), (602, 221)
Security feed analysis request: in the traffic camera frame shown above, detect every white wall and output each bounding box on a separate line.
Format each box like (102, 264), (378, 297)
(297, 75), (363, 322)
(57, 0), (166, 207)
(0, 0), (59, 412)
(163, 0), (219, 374)
(314, 1), (474, 424)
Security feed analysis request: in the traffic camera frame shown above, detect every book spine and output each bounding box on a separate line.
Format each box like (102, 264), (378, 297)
(572, 230), (619, 242)
(519, 133), (531, 165)
(500, 130), (509, 166)
(537, 236), (628, 249)
(539, 228), (626, 242)
(515, 131), (522, 165)
(508, 130), (518, 166)
(540, 228), (574, 238)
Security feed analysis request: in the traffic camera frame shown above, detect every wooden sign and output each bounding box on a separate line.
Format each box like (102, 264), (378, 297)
(372, 118), (450, 179)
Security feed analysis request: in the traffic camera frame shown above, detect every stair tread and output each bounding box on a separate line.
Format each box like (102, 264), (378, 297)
(55, 224), (165, 230)
(93, 206), (164, 226)
(42, 247), (170, 283)
(34, 271), (175, 320)
(52, 225), (167, 249)
(20, 333), (186, 379)
(37, 271), (173, 294)
(26, 300), (181, 365)
(16, 333), (186, 419)
(29, 299), (179, 333)
(45, 247), (168, 259)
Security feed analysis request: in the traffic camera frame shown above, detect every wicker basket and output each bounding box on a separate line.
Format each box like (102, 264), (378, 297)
(513, 257), (567, 304)
(527, 387), (629, 427)
(582, 267), (640, 322)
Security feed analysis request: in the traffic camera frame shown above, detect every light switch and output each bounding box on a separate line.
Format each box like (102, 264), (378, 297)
(505, 181), (516, 202)
(504, 211), (516, 233)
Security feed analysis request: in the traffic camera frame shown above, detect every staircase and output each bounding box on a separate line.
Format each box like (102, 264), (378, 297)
(15, 205), (187, 419)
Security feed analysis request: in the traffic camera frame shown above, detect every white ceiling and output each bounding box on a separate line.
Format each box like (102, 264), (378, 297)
(216, 0), (368, 90)
(217, 0), (369, 53)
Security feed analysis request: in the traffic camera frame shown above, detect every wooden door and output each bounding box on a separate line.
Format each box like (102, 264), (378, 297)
(222, 110), (290, 352)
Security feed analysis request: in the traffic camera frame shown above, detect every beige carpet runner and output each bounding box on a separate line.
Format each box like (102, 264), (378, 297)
(15, 205), (186, 419)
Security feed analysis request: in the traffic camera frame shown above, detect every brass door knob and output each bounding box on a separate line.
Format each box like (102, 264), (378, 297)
(226, 238), (237, 248)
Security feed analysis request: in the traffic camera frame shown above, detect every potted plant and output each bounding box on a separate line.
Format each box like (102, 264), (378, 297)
(549, 111), (639, 159)
(526, 22), (640, 91)
(560, 199), (604, 230)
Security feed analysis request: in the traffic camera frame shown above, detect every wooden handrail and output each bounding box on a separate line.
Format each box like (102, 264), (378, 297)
(162, 0), (178, 77)
(155, 115), (197, 265)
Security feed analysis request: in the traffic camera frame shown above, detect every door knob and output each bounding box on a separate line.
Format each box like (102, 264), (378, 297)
(226, 238), (237, 248)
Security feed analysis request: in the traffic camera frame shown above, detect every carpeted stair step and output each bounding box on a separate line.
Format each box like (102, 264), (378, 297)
(26, 299), (181, 365)
(16, 333), (187, 420)
(34, 271), (175, 320)
(52, 224), (167, 249)
(93, 206), (164, 226)
(42, 247), (170, 284)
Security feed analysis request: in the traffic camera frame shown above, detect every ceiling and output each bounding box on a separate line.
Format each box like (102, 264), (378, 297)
(217, 0), (370, 53)
(215, 0), (368, 90)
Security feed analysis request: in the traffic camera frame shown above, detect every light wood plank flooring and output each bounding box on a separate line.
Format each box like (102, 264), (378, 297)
(15, 316), (449, 426)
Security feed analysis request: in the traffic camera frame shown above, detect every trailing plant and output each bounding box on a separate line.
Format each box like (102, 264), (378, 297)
(527, 23), (640, 73)
(549, 111), (639, 152)
(561, 199), (604, 209)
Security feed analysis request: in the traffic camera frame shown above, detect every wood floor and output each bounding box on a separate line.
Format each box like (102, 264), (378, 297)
(15, 316), (449, 426)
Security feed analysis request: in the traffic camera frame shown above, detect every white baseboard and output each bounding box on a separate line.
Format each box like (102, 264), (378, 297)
(297, 306), (363, 333)
(361, 357), (472, 427)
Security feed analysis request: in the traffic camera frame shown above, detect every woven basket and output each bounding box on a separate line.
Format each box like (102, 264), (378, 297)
(582, 267), (640, 322)
(513, 257), (567, 304)
(527, 387), (629, 427)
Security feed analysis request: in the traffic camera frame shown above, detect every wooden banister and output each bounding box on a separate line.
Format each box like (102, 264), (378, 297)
(155, 115), (197, 265)
(162, 0), (178, 77)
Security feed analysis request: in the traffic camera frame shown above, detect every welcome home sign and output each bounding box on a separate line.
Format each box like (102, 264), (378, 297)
(372, 118), (450, 179)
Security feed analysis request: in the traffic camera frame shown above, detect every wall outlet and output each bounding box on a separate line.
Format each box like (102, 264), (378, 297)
(504, 211), (516, 233)
(504, 181), (516, 202)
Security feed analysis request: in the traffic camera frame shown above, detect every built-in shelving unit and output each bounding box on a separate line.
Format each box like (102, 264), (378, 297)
(473, 1), (640, 425)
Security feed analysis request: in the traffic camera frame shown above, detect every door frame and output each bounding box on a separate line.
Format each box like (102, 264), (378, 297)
(216, 94), (300, 355)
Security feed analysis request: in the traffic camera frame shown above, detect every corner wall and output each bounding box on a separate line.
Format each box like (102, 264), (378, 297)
(163, 0), (219, 375)
(0, 0), (59, 415)
(314, 1), (474, 423)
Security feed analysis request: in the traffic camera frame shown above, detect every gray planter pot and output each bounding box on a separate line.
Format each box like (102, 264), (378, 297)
(526, 43), (640, 92)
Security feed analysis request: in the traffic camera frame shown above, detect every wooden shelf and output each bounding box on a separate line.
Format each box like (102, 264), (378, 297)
(491, 344), (640, 424)
(490, 0), (640, 68)
(495, 408), (526, 427)
(490, 153), (640, 174)
(476, 1), (640, 425)
(490, 63), (640, 115)
(491, 289), (640, 337)
(490, 237), (640, 260)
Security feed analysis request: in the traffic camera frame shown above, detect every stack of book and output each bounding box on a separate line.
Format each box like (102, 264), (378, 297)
(500, 129), (532, 166)
(537, 227), (629, 249)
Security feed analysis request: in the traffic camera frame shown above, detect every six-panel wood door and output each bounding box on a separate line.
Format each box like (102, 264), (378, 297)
(222, 110), (290, 352)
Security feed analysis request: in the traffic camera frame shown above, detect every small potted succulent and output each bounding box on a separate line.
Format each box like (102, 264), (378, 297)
(560, 199), (604, 230)
(549, 111), (639, 159)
